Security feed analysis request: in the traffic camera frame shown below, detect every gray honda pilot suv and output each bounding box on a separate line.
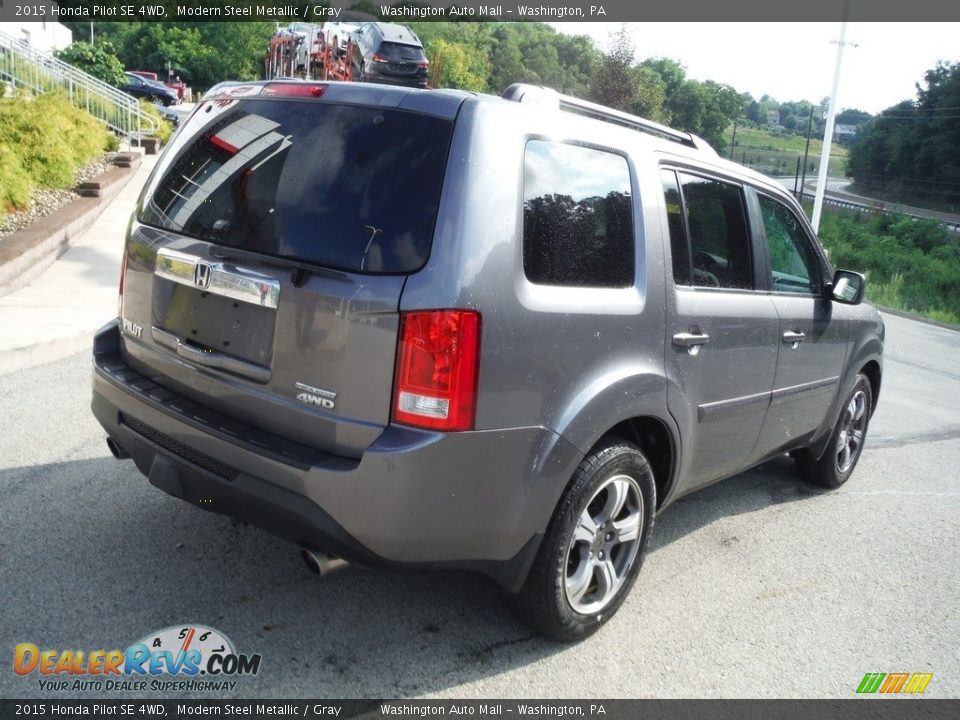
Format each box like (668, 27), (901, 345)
(92, 80), (884, 640)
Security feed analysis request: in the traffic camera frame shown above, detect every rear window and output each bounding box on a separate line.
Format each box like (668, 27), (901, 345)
(139, 99), (453, 274)
(377, 42), (426, 63)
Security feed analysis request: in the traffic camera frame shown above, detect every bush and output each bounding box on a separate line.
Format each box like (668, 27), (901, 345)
(0, 144), (34, 223)
(137, 100), (173, 145)
(818, 211), (960, 322)
(55, 41), (127, 88)
(0, 93), (113, 222)
(0, 93), (110, 188)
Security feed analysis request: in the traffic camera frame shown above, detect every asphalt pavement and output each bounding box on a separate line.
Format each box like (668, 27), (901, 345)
(0, 157), (958, 699)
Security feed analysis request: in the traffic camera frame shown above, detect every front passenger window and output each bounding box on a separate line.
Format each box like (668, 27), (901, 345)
(759, 195), (821, 294)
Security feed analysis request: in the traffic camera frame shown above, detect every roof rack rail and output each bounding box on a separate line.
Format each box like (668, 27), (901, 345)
(501, 83), (716, 154)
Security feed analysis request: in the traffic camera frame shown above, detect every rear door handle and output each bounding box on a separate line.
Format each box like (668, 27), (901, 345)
(672, 331), (711, 348)
(152, 327), (272, 384)
(782, 330), (806, 347)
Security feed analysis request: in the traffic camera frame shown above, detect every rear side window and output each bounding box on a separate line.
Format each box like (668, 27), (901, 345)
(139, 100), (453, 274)
(522, 140), (634, 288)
(676, 173), (753, 290)
(661, 169), (690, 285)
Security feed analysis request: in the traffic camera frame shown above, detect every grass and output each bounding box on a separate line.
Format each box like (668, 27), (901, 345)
(727, 124), (849, 178)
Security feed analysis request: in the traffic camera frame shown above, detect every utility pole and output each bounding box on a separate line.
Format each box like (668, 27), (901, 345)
(812, 2), (856, 233)
(729, 119), (738, 161)
(89, 22), (94, 44)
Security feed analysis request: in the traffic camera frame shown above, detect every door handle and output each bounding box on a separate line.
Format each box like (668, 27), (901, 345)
(782, 330), (806, 347)
(672, 331), (711, 348)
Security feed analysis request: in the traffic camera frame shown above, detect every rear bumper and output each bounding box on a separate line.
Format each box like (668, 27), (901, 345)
(91, 321), (579, 590)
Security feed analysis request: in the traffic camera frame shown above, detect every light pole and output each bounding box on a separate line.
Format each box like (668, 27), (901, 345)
(812, 2), (857, 233)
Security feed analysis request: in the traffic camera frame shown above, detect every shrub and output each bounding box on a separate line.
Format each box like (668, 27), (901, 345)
(817, 210), (960, 321)
(138, 100), (174, 145)
(0, 93), (110, 188)
(0, 93), (113, 222)
(0, 143), (34, 223)
(55, 41), (127, 88)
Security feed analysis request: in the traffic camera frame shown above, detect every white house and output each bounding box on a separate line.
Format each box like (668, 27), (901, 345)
(0, 21), (73, 54)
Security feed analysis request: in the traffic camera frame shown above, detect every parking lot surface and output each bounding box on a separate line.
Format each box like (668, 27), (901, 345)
(1, 313), (957, 698)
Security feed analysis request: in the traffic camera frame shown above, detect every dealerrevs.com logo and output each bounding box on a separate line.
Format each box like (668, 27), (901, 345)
(13, 625), (262, 693)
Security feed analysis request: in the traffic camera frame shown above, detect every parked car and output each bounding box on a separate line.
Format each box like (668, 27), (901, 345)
(151, 102), (180, 129)
(350, 22), (429, 88)
(121, 72), (178, 106)
(323, 20), (361, 55)
(128, 70), (189, 102)
(92, 81), (883, 641)
(127, 70), (158, 82)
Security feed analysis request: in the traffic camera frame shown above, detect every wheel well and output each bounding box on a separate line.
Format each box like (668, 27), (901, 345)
(602, 418), (674, 509)
(861, 360), (881, 412)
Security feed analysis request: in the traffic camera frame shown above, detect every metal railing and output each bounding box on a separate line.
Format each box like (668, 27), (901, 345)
(0, 30), (158, 140)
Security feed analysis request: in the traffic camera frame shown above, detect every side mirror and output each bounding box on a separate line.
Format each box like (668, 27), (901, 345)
(828, 269), (866, 305)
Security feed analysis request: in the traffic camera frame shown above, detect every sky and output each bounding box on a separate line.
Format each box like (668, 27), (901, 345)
(552, 23), (960, 114)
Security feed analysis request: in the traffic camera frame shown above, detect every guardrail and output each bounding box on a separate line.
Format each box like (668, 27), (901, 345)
(0, 31), (158, 140)
(795, 190), (960, 233)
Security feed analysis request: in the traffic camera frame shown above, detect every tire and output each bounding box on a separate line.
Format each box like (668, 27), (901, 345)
(515, 437), (656, 641)
(795, 373), (873, 489)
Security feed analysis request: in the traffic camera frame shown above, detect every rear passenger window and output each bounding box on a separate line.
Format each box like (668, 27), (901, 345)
(676, 173), (753, 290)
(523, 141), (634, 288)
(661, 170), (690, 285)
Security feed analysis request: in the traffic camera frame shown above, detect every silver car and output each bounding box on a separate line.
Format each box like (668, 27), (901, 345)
(92, 81), (883, 641)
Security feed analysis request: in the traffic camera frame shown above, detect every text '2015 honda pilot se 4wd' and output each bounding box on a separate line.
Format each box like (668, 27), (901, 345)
(92, 80), (884, 641)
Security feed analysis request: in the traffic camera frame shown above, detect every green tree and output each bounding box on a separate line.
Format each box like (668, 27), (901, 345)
(589, 26), (637, 112)
(849, 61), (960, 207)
(426, 39), (489, 92)
(55, 41), (126, 87)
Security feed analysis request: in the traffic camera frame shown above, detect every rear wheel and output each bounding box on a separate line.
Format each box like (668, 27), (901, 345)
(516, 438), (655, 641)
(795, 373), (872, 489)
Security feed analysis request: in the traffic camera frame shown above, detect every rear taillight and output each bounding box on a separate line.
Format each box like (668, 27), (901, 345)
(392, 310), (481, 431)
(417, 61), (430, 68)
(118, 245), (127, 318)
(371, 53), (388, 63)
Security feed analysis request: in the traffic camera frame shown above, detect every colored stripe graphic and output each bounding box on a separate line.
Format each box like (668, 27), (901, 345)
(857, 673), (886, 693)
(880, 673), (909, 693)
(857, 672), (932, 694)
(903, 673), (933, 694)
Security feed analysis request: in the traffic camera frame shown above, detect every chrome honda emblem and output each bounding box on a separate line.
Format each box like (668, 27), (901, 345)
(194, 262), (212, 289)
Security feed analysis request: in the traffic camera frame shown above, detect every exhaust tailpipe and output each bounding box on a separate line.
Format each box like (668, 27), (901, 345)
(106, 437), (130, 460)
(301, 548), (348, 576)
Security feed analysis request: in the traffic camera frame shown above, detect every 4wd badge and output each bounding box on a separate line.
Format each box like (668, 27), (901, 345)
(294, 382), (336, 410)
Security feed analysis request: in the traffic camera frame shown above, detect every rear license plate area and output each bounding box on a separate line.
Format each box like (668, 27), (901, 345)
(153, 282), (275, 366)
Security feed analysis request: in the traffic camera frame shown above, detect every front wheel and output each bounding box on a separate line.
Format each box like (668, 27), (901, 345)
(515, 438), (656, 641)
(795, 373), (873, 489)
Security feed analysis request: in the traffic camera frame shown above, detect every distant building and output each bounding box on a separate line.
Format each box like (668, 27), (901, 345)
(835, 124), (860, 137)
(768, 109), (781, 127)
(0, 21), (73, 54)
